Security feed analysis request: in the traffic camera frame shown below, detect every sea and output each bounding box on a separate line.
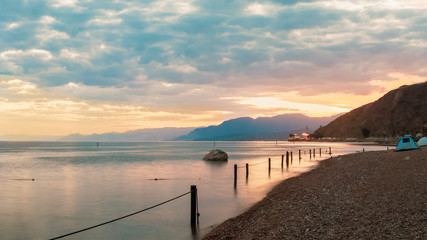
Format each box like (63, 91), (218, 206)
(0, 141), (388, 240)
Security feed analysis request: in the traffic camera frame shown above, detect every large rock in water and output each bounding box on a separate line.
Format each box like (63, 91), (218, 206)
(203, 149), (228, 161)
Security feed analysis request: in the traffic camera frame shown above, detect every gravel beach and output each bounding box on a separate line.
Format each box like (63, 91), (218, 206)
(203, 148), (426, 239)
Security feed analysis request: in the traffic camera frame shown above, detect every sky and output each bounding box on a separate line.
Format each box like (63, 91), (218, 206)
(0, 0), (426, 136)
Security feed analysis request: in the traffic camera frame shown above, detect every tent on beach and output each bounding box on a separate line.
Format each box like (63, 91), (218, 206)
(395, 135), (418, 151)
(417, 137), (427, 147)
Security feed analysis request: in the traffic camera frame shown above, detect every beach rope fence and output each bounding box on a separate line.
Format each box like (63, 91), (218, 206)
(50, 146), (342, 239)
(233, 144), (393, 184)
(233, 147), (335, 184)
(49, 186), (199, 240)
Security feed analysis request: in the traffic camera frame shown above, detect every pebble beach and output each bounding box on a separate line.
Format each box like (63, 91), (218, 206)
(203, 148), (426, 239)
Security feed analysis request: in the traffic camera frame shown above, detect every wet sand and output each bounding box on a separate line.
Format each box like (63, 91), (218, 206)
(203, 148), (426, 239)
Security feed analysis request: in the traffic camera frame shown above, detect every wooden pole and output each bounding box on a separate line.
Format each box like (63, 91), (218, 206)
(320, 148), (321, 157)
(329, 147), (332, 155)
(234, 164), (237, 187)
(191, 185), (197, 226)
(246, 163), (249, 178)
(268, 158), (271, 172)
(281, 155), (284, 169)
(290, 151), (293, 164)
(309, 149), (311, 159)
(313, 149), (316, 157)
(299, 149), (301, 159)
(286, 151), (289, 168)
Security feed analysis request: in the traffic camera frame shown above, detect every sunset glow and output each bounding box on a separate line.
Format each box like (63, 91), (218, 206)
(0, 0), (426, 136)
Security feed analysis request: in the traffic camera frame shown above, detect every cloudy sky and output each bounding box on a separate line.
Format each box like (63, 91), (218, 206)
(1, 0), (426, 136)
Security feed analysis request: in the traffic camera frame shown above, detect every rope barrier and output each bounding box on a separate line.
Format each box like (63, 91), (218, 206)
(236, 154), (286, 168)
(147, 177), (201, 181)
(247, 160), (269, 166)
(238, 148), (328, 168)
(49, 190), (193, 240)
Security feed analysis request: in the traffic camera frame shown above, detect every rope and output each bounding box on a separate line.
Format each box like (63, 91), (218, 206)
(49, 190), (192, 240)
(239, 152), (306, 168)
(237, 156), (282, 168)
(248, 160), (269, 166)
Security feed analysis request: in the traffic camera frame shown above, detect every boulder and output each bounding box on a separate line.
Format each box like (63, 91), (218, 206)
(203, 149), (228, 161)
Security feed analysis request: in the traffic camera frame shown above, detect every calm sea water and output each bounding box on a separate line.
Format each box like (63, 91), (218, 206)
(0, 141), (387, 240)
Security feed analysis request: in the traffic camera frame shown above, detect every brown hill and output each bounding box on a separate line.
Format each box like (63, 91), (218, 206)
(314, 82), (427, 138)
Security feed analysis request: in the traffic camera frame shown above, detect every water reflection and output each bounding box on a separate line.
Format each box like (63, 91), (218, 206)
(0, 141), (388, 240)
(191, 223), (200, 240)
(203, 161), (227, 168)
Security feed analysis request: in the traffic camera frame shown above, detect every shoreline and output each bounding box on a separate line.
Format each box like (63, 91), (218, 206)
(202, 148), (426, 239)
(288, 138), (399, 146)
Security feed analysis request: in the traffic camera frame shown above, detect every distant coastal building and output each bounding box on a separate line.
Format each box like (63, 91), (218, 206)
(301, 132), (309, 139)
(288, 126), (311, 140)
(288, 132), (310, 140)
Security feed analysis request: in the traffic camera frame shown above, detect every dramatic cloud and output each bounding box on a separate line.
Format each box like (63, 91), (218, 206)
(0, 0), (426, 135)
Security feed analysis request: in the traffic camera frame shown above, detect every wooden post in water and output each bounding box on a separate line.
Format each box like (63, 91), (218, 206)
(299, 149), (301, 159)
(309, 149), (312, 159)
(329, 147), (332, 155)
(313, 149), (316, 157)
(286, 151), (289, 168)
(268, 158), (271, 172)
(320, 148), (322, 157)
(363, 148), (365, 152)
(290, 151), (293, 164)
(191, 185), (197, 226)
(234, 164), (237, 187)
(281, 155), (284, 169)
(246, 163), (249, 178)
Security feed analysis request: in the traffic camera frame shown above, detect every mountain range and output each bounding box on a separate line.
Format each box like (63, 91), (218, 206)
(175, 114), (340, 141)
(314, 82), (427, 138)
(0, 135), (61, 141)
(59, 127), (195, 141)
(56, 113), (340, 141)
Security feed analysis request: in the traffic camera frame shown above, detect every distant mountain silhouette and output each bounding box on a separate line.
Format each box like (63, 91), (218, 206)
(60, 127), (195, 141)
(0, 135), (61, 141)
(175, 114), (341, 141)
(314, 82), (427, 138)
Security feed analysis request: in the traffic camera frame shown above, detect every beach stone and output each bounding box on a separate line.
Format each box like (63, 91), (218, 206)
(203, 149), (228, 161)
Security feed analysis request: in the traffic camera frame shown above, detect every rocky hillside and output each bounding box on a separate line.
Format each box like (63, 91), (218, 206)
(314, 82), (427, 138)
